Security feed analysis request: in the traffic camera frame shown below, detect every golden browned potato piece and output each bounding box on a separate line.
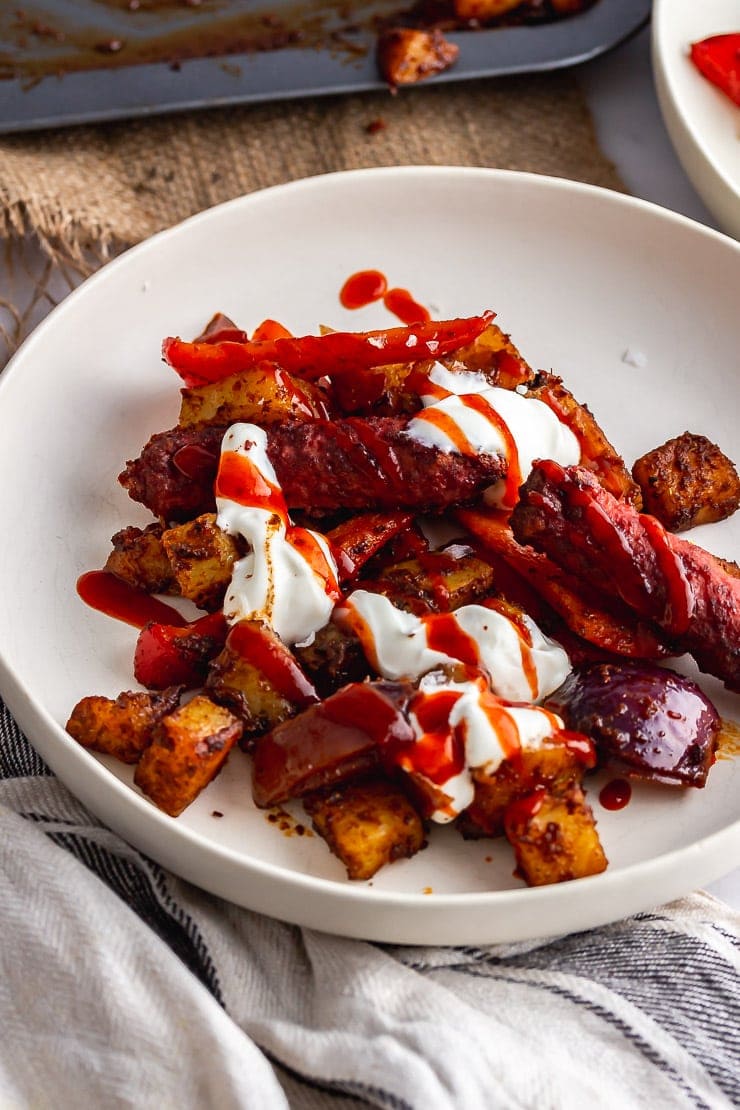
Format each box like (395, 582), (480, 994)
(527, 372), (642, 506)
(207, 620), (317, 742)
(504, 783), (607, 886)
(134, 695), (242, 817)
(632, 432), (740, 533)
(105, 523), (176, 594)
(304, 778), (426, 880)
(161, 513), (240, 611)
(373, 551), (496, 614)
(445, 323), (533, 390)
(453, 0), (523, 23)
(377, 28), (459, 87)
(66, 687), (182, 764)
(179, 364), (329, 428)
(459, 738), (593, 839)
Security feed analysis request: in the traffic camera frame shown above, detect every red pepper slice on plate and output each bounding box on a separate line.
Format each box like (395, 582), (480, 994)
(690, 34), (740, 108)
(134, 610), (228, 689)
(162, 312), (494, 387)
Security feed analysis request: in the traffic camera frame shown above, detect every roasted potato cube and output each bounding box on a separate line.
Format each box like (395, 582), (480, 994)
(304, 778), (426, 880)
(504, 784), (607, 886)
(632, 432), (740, 532)
(66, 687), (182, 763)
(179, 365), (328, 428)
(377, 28), (459, 87)
(459, 738), (594, 838)
(105, 523), (176, 594)
(162, 513), (239, 611)
(374, 550), (495, 614)
(207, 620), (317, 742)
(134, 695), (242, 817)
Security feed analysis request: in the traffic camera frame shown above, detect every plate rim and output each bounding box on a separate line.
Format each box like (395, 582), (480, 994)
(651, 0), (740, 238)
(1, 165), (739, 943)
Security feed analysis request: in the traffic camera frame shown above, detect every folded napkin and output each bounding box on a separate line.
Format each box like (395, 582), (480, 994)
(2, 697), (738, 1110)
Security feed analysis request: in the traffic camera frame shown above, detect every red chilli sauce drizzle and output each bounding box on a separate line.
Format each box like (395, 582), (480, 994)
(225, 621), (319, 709)
(77, 570), (187, 630)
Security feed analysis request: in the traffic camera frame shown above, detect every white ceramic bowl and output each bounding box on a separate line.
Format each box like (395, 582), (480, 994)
(1, 167), (739, 945)
(652, 0), (740, 239)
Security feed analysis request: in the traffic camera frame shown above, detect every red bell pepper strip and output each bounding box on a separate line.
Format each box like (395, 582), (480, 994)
(162, 312), (495, 388)
(325, 511), (413, 583)
(690, 34), (740, 107)
(134, 611), (228, 690)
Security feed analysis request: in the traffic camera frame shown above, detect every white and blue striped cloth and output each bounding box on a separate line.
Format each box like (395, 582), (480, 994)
(1, 696), (738, 1110)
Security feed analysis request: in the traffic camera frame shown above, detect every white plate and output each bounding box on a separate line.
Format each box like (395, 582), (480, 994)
(652, 0), (740, 239)
(1, 167), (739, 945)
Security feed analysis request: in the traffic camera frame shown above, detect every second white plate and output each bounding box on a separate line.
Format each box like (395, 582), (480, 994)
(653, 0), (740, 239)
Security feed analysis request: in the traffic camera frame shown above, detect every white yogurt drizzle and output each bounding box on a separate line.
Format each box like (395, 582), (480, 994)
(339, 589), (571, 703)
(215, 423), (339, 646)
(405, 362), (580, 508)
(404, 672), (566, 823)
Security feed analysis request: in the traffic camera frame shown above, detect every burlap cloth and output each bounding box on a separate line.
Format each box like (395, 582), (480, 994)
(0, 71), (623, 365)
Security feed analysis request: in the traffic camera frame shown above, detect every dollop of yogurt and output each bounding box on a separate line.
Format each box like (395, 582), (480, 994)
(216, 423), (339, 645)
(405, 363), (580, 509)
(339, 589), (571, 703)
(402, 672), (566, 822)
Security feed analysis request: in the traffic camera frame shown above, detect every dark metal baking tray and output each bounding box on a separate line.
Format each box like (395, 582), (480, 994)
(0, 0), (650, 135)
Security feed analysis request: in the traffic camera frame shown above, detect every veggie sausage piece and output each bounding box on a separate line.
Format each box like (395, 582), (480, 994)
(120, 417), (505, 520)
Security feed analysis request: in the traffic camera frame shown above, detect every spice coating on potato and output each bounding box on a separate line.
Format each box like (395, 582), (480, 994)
(632, 432), (740, 533)
(504, 784), (607, 886)
(458, 737), (595, 839)
(162, 513), (240, 611)
(179, 364), (329, 429)
(106, 523), (176, 594)
(304, 778), (426, 880)
(134, 695), (242, 817)
(66, 687), (182, 763)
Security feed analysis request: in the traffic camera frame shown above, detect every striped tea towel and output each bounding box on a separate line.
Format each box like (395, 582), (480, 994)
(1, 695), (738, 1110)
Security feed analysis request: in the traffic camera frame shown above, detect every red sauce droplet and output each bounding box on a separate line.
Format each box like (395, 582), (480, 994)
(227, 622), (318, 709)
(340, 270), (388, 310)
(215, 450), (288, 521)
(383, 287), (431, 325)
(251, 319), (293, 341)
(77, 570), (187, 630)
(599, 777), (632, 811)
